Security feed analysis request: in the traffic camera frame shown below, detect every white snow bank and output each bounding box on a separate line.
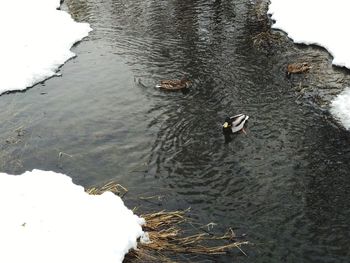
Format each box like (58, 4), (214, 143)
(268, 0), (350, 69)
(330, 87), (350, 130)
(0, 170), (145, 263)
(0, 0), (92, 94)
(268, 0), (350, 130)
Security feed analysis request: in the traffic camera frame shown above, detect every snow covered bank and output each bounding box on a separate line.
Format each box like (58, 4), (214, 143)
(331, 88), (350, 130)
(268, 0), (350, 69)
(0, 0), (92, 94)
(0, 170), (145, 263)
(268, 0), (350, 130)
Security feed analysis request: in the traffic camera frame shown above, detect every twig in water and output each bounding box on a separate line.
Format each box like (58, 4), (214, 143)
(58, 151), (73, 159)
(139, 195), (164, 201)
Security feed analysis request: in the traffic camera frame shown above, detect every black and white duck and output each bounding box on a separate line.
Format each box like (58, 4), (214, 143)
(222, 114), (249, 135)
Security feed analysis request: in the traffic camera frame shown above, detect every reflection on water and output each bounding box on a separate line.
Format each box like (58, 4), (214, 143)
(1, 0), (350, 262)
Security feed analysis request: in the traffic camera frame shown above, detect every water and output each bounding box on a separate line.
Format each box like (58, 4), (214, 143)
(1, 0), (350, 262)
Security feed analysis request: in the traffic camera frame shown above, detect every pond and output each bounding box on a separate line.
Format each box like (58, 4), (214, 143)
(1, 0), (350, 262)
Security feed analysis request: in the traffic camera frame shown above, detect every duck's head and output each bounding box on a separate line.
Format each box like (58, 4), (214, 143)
(285, 70), (291, 79)
(180, 75), (191, 88)
(180, 75), (188, 81)
(222, 117), (232, 135)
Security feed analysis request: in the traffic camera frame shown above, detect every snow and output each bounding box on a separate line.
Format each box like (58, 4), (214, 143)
(0, 0), (92, 94)
(268, 0), (350, 69)
(331, 87), (350, 129)
(268, 0), (350, 130)
(0, 170), (145, 263)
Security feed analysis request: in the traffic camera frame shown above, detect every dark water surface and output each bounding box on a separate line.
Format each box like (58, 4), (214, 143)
(1, 0), (350, 262)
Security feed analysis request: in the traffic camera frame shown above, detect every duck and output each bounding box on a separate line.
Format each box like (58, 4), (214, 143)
(286, 62), (312, 78)
(222, 114), (249, 135)
(156, 76), (191, 91)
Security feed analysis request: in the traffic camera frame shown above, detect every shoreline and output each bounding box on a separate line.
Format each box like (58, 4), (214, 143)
(266, 0), (350, 130)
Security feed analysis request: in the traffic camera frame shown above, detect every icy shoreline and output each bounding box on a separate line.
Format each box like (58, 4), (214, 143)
(268, 0), (350, 130)
(0, 170), (145, 263)
(0, 0), (92, 94)
(330, 87), (350, 130)
(268, 0), (350, 69)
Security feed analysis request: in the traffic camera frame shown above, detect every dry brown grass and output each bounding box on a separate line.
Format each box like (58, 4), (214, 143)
(252, 31), (283, 50)
(87, 183), (249, 262)
(86, 181), (128, 197)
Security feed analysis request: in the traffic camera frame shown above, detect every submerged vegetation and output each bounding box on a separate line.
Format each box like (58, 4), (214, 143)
(250, 0), (284, 51)
(87, 182), (248, 262)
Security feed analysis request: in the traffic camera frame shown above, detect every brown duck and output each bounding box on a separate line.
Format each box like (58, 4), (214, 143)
(286, 62), (312, 78)
(156, 76), (191, 91)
